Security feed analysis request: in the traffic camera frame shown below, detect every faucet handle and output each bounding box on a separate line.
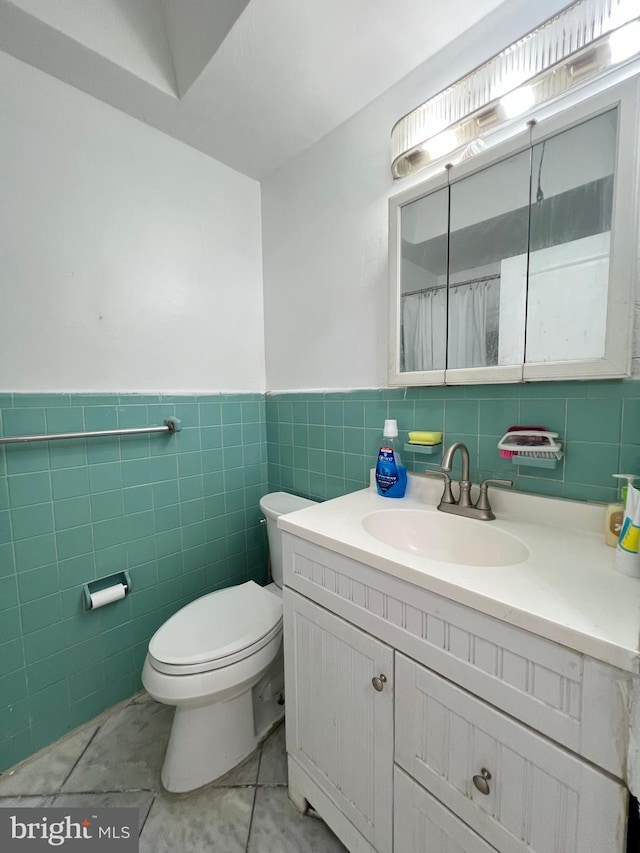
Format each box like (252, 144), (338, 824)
(417, 469), (455, 504)
(475, 478), (513, 512)
(440, 472), (455, 505)
(480, 478), (513, 489)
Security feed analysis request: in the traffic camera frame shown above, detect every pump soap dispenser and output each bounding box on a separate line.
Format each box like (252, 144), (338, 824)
(605, 474), (638, 547)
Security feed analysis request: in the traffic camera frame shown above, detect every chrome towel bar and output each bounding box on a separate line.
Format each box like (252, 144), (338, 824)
(0, 417), (181, 445)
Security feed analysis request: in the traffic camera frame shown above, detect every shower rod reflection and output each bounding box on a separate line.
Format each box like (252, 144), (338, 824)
(0, 417), (182, 445)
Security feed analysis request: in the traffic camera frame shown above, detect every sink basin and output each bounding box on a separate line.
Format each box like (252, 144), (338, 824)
(362, 510), (529, 567)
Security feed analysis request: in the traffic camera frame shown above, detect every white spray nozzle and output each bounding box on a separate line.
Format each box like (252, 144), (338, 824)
(613, 474), (638, 485)
(613, 473), (638, 498)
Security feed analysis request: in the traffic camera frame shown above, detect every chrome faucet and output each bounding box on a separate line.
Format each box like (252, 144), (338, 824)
(435, 441), (512, 521)
(440, 442), (473, 508)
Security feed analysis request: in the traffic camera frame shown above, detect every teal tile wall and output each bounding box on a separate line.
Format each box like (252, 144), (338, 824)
(3, 379), (639, 772)
(0, 394), (268, 771)
(266, 380), (640, 505)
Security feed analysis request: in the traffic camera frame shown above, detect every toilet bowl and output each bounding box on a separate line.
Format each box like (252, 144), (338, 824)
(142, 490), (316, 793)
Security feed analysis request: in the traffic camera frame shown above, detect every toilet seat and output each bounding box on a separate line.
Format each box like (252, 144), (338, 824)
(148, 581), (283, 676)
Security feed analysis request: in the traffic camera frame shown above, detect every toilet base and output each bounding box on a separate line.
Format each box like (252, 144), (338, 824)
(162, 688), (256, 792)
(160, 652), (285, 793)
(252, 649), (285, 742)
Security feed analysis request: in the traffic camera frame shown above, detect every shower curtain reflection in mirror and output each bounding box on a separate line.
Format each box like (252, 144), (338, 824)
(401, 287), (446, 372)
(402, 277), (499, 372)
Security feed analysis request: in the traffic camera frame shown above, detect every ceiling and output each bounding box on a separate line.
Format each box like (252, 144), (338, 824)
(0, 0), (512, 180)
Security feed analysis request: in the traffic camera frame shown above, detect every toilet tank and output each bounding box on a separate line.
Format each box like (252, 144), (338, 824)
(259, 492), (317, 587)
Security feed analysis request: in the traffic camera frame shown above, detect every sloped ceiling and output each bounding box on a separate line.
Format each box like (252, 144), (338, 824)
(0, 0), (511, 179)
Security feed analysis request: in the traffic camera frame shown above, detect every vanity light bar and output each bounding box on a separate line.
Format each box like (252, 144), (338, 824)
(391, 0), (640, 179)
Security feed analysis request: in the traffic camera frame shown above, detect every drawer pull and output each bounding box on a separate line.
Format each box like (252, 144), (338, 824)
(371, 674), (387, 692)
(472, 768), (492, 795)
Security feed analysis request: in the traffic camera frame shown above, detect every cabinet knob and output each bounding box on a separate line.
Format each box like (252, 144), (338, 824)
(371, 674), (387, 692)
(472, 768), (492, 795)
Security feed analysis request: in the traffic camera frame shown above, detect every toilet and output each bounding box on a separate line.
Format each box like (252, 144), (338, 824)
(142, 490), (316, 793)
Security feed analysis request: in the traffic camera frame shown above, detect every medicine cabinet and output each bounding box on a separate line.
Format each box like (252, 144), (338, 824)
(388, 78), (639, 386)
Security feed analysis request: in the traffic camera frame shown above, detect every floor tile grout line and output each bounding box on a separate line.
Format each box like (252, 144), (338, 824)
(0, 697), (135, 788)
(245, 785), (258, 853)
(0, 724), (105, 800)
(53, 787), (158, 796)
(0, 722), (347, 850)
(57, 723), (102, 794)
(1, 707), (299, 847)
(0, 780), (287, 803)
(244, 746), (264, 852)
(138, 793), (156, 838)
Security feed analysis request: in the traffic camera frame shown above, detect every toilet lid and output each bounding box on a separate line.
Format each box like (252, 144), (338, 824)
(148, 581), (282, 668)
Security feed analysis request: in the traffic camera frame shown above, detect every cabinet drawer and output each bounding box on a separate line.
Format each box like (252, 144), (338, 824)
(284, 533), (629, 777)
(395, 653), (627, 853)
(395, 766), (498, 853)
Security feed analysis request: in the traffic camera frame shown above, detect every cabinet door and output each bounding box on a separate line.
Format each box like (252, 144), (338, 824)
(445, 145), (531, 383)
(284, 589), (394, 853)
(396, 183), (449, 382)
(523, 106), (627, 380)
(395, 653), (627, 853)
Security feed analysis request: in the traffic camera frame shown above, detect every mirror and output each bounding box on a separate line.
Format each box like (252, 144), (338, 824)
(525, 110), (615, 364)
(389, 78), (639, 386)
(400, 186), (448, 372)
(447, 147), (530, 371)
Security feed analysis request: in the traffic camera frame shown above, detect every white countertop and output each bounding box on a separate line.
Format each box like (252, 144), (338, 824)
(278, 475), (640, 674)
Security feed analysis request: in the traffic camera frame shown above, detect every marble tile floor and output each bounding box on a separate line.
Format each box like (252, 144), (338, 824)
(0, 692), (348, 852)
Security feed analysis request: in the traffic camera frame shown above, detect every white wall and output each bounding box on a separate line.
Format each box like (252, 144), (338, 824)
(261, 0), (592, 391)
(7, 0), (177, 94)
(0, 51), (265, 393)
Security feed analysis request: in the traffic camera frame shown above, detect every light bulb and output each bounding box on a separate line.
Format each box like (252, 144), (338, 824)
(609, 20), (640, 64)
(421, 129), (459, 161)
(500, 86), (536, 119)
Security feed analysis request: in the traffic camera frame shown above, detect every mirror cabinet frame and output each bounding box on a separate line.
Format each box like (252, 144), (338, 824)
(388, 78), (640, 387)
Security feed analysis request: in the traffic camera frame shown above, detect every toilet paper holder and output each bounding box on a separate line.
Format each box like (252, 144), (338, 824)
(83, 571), (131, 611)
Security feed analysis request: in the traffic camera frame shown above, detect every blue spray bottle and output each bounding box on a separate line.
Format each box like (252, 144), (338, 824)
(375, 419), (407, 498)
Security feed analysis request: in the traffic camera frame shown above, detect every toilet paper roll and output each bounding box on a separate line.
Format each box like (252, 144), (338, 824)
(89, 583), (127, 609)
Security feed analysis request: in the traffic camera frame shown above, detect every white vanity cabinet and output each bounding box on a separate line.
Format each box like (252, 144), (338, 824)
(282, 532), (631, 853)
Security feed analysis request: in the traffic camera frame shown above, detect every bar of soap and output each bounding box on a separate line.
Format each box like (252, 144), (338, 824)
(408, 431), (442, 445)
